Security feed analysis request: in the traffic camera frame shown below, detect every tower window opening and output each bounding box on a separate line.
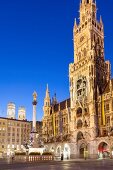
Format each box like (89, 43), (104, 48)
(92, 20), (94, 25)
(76, 107), (82, 117)
(85, 21), (87, 25)
(77, 120), (83, 129)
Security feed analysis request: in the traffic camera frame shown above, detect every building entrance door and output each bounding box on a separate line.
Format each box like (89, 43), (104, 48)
(80, 147), (84, 158)
(79, 143), (87, 158)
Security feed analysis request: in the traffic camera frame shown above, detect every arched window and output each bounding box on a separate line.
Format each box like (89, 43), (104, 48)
(76, 107), (82, 117)
(77, 120), (83, 129)
(77, 131), (84, 141)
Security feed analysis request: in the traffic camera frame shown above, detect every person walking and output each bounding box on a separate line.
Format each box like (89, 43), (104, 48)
(61, 153), (63, 160)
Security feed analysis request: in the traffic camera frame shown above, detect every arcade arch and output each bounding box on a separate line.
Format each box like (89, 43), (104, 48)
(98, 142), (109, 158)
(63, 144), (70, 159)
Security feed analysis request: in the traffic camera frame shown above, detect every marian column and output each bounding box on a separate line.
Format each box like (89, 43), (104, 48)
(32, 91), (37, 132)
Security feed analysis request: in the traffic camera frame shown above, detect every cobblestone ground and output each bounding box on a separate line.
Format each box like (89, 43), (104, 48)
(0, 159), (113, 170)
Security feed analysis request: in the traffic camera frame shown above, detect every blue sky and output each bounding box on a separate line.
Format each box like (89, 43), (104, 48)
(0, 0), (113, 121)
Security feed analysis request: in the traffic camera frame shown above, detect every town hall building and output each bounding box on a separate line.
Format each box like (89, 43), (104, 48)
(42, 0), (113, 159)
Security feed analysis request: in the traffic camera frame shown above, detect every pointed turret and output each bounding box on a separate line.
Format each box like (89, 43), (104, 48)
(80, 0), (97, 24)
(52, 93), (57, 105)
(45, 84), (50, 99)
(74, 18), (77, 28)
(43, 84), (51, 117)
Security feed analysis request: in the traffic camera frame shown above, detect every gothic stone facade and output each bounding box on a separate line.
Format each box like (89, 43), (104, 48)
(42, 0), (113, 159)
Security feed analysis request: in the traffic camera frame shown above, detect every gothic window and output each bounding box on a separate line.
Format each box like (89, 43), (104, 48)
(77, 79), (82, 89)
(85, 21), (87, 26)
(82, 24), (84, 28)
(86, 0), (89, 3)
(77, 120), (83, 129)
(76, 107), (82, 117)
(77, 131), (84, 141)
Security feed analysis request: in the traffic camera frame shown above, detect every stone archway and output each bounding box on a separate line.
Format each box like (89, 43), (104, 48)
(98, 142), (109, 158)
(79, 143), (87, 158)
(56, 145), (61, 157)
(50, 146), (55, 154)
(63, 144), (70, 160)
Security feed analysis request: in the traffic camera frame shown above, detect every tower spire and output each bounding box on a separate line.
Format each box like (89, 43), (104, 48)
(44, 84), (51, 108)
(45, 84), (50, 99)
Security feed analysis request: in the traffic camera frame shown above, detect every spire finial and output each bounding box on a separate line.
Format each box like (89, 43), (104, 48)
(47, 83), (49, 91)
(45, 84), (50, 99)
(74, 18), (77, 25)
(100, 15), (103, 24)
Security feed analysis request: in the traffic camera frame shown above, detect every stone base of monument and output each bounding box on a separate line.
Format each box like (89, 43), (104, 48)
(29, 147), (45, 155)
(30, 132), (39, 148)
(29, 132), (45, 155)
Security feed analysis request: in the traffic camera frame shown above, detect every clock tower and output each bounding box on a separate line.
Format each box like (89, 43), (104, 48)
(69, 0), (110, 142)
